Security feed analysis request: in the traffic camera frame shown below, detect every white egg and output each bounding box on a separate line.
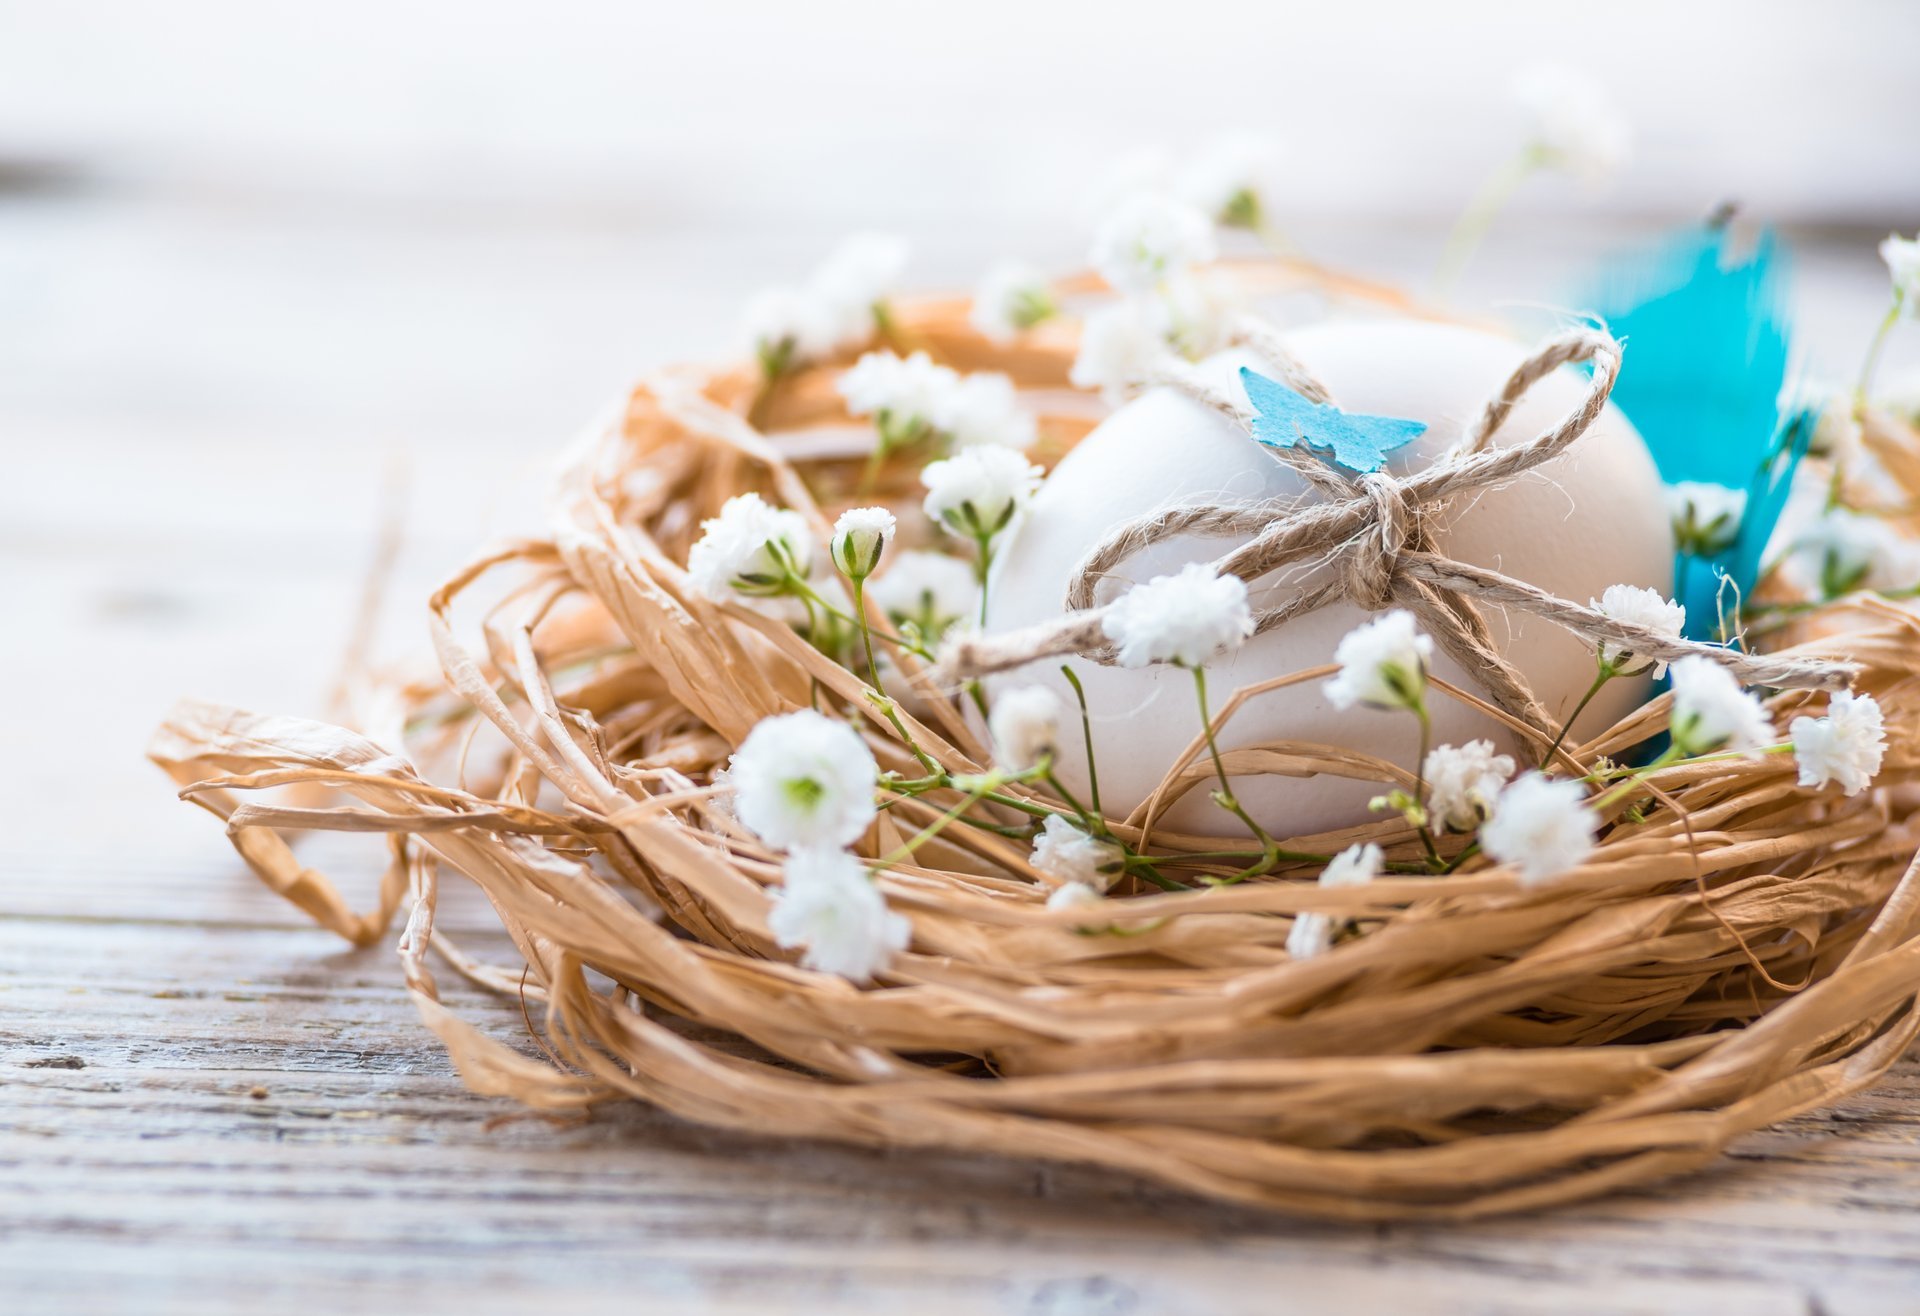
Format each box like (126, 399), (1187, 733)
(984, 319), (1673, 840)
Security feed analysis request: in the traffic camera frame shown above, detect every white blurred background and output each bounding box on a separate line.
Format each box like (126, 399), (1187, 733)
(1, 0), (1916, 859)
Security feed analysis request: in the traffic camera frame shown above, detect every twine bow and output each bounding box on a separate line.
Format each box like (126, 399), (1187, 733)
(942, 321), (1855, 762)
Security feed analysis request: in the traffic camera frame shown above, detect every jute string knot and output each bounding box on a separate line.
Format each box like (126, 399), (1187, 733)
(941, 321), (1857, 760)
(1349, 471), (1421, 612)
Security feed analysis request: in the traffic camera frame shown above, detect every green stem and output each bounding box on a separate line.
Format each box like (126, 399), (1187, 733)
(1435, 147), (1542, 297)
(1856, 291), (1906, 408)
(1410, 704), (1442, 868)
(873, 779), (995, 870)
(1061, 665), (1102, 816)
(1544, 666), (1614, 767)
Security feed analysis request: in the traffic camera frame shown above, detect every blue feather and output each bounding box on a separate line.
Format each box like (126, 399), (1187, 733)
(1581, 225), (1809, 638)
(1239, 368), (1427, 475)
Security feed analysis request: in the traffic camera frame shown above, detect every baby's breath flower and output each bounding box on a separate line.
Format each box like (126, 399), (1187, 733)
(1781, 378), (1863, 459)
(1592, 584), (1686, 676)
(838, 350), (961, 450)
(741, 286), (836, 377)
(830, 506), (895, 581)
(729, 710), (879, 850)
(1666, 482), (1747, 557)
(1031, 814), (1124, 891)
(989, 685), (1064, 773)
(869, 550), (978, 641)
(935, 372), (1037, 450)
(1481, 773), (1598, 885)
(1793, 508), (1917, 599)
(1178, 133), (1280, 230)
(686, 493), (814, 602)
(1157, 270), (1244, 360)
(1089, 193), (1217, 294)
(1046, 880), (1104, 911)
(1423, 740), (1516, 832)
(1510, 63), (1631, 184)
(1792, 691), (1886, 797)
(920, 446), (1042, 544)
(768, 847), (910, 982)
(1100, 562), (1255, 669)
(1668, 656), (1773, 757)
(970, 263), (1057, 342)
(811, 231), (910, 344)
(1881, 233), (1920, 308)
(1069, 301), (1166, 403)
(1286, 843), (1381, 960)
(1325, 610), (1434, 713)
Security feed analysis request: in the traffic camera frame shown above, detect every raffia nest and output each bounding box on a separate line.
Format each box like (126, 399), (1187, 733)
(151, 257), (1920, 1220)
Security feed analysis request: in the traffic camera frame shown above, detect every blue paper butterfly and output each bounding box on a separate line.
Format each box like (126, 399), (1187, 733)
(1239, 368), (1428, 475)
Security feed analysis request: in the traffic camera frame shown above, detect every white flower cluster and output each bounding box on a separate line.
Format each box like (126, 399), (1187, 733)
(1792, 691), (1886, 796)
(1423, 740), (1515, 832)
(1101, 562), (1256, 669)
(869, 550), (978, 642)
(728, 710), (908, 982)
(1665, 482), (1747, 557)
(1883, 233), (1920, 309)
(838, 351), (1036, 451)
(686, 493), (814, 603)
(971, 263), (1057, 342)
(1510, 63), (1631, 185)
(1791, 508), (1920, 599)
(830, 507), (895, 581)
(1668, 656), (1774, 758)
(1780, 378), (1863, 460)
(1481, 772), (1598, 885)
(1592, 584), (1686, 677)
(1031, 814), (1123, 894)
(1325, 610), (1434, 712)
(989, 685), (1063, 773)
(1286, 843), (1381, 960)
(921, 446), (1043, 545)
(741, 232), (909, 375)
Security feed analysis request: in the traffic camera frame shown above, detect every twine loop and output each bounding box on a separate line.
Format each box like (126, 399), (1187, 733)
(1348, 471), (1422, 612)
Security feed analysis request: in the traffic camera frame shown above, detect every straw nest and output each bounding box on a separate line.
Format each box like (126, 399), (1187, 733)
(152, 258), (1920, 1220)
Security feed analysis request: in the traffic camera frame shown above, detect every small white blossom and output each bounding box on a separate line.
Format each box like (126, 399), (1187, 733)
(1792, 691), (1886, 797)
(810, 231), (910, 344)
(1482, 773), (1598, 885)
(741, 285), (838, 374)
(934, 371), (1037, 450)
(1666, 482), (1747, 557)
(1592, 583), (1686, 676)
(1157, 270), (1244, 360)
(1325, 610), (1435, 712)
(1178, 133), (1280, 229)
(831, 506), (895, 580)
(1668, 655), (1774, 757)
(1069, 301), (1166, 403)
(970, 262), (1056, 342)
(1780, 378), (1863, 459)
(1510, 63), (1631, 184)
(1424, 741), (1516, 832)
(989, 685), (1064, 773)
(1882, 233), (1920, 308)
(1100, 562), (1255, 668)
(1046, 879), (1107, 930)
(1031, 814), (1124, 891)
(1286, 843), (1381, 959)
(838, 350), (961, 448)
(686, 493), (814, 602)
(1089, 193), (1217, 294)
(729, 710), (879, 850)
(1793, 508), (1919, 599)
(920, 446), (1042, 543)
(768, 847), (910, 982)
(869, 550), (978, 639)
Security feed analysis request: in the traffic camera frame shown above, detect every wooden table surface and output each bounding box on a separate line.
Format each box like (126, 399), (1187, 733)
(5, 177), (1919, 1314)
